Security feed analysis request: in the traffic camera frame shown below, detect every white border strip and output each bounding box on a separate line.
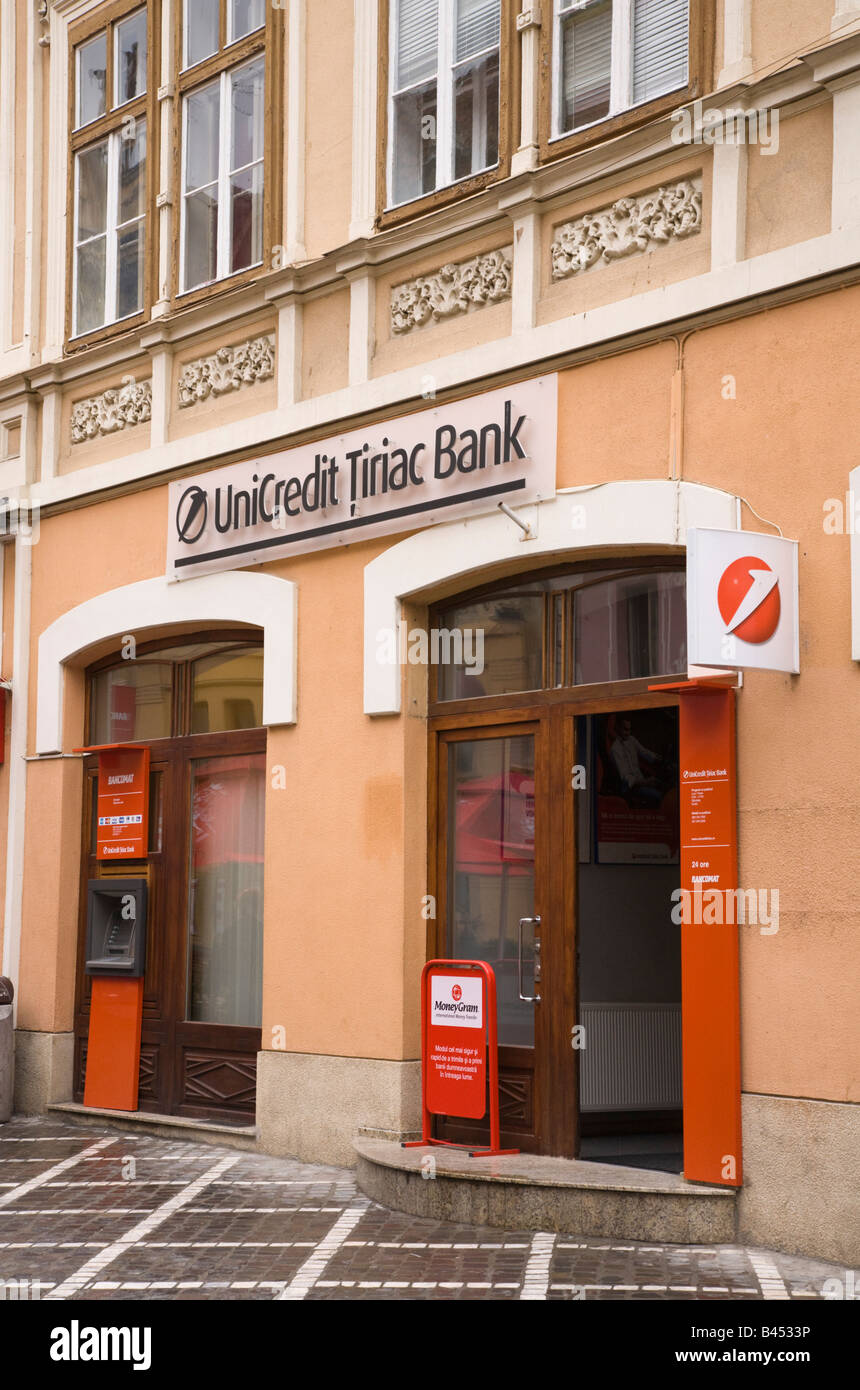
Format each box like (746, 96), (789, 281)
(275, 1205), (367, 1300)
(44, 1153), (239, 1300)
(0, 1136), (114, 1209)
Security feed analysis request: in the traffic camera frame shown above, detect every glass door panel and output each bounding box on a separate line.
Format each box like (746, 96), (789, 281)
(446, 734), (536, 1046)
(186, 752), (265, 1027)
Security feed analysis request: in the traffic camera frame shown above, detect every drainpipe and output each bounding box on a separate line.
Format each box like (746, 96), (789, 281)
(1, 534), (33, 1027)
(669, 330), (698, 484)
(669, 331), (697, 544)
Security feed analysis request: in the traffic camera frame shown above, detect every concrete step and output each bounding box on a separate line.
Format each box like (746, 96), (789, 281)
(48, 1101), (257, 1152)
(354, 1136), (738, 1244)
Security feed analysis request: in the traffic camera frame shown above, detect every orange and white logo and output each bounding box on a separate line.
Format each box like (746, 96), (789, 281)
(452, 984), (462, 1002)
(687, 528), (799, 675)
(717, 556), (781, 644)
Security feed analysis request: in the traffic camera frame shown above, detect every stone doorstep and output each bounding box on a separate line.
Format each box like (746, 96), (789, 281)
(354, 1136), (739, 1244)
(48, 1101), (258, 1152)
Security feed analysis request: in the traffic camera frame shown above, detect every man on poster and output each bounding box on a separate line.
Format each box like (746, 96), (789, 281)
(610, 717), (664, 807)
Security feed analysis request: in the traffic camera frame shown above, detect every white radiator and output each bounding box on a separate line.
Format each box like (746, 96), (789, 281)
(579, 1003), (682, 1111)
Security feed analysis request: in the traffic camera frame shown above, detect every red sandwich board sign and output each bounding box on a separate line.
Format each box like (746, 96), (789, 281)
(404, 959), (518, 1158)
(427, 968), (486, 1118)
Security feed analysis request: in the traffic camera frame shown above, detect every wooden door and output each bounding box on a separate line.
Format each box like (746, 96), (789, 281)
(430, 712), (576, 1154)
(429, 694), (682, 1158)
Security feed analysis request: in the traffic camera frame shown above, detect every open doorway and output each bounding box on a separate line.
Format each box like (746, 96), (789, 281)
(575, 707), (682, 1174)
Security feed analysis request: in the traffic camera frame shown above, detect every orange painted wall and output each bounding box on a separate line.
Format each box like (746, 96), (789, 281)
(0, 545), (14, 970)
(13, 286), (860, 1106)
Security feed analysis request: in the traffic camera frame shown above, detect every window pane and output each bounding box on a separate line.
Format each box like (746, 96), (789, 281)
(77, 32), (107, 126)
(90, 663), (173, 743)
(448, 737), (535, 1047)
(230, 0), (265, 43)
(455, 0), (500, 62)
(230, 164), (263, 273)
(184, 82), (220, 191)
(187, 754), (265, 1027)
(115, 9), (147, 105)
(76, 142), (108, 240)
(117, 223), (143, 318)
(396, 0), (438, 88)
(230, 58), (265, 170)
(118, 121), (146, 224)
(561, 1), (612, 132)
(75, 238), (106, 335)
(632, 0), (689, 105)
(184, 0), (220, 67)
(392, 83), (437, 204)
(184, 184), (219, 288)
(552, 593), (565, 687)
(574, 572), (687, 684)
(454, 50), (499, 180)
(191, 648), (264, 733)
(436, 593), (544, 699)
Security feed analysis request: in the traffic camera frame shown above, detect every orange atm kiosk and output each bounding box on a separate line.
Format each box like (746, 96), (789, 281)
(78, 745), (150, 1112)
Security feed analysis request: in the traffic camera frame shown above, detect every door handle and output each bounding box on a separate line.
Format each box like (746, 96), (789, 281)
(518, 915), (541, 1003)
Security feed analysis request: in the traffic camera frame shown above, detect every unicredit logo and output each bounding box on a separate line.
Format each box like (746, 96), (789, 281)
(717, 556), (781, 644)
(452, 984), (462, 1002)
(176, 485), (208, 544)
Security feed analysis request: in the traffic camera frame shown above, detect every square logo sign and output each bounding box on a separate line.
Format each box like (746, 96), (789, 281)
(687, 528), (799, 674)
(430, 975), (483, 1029)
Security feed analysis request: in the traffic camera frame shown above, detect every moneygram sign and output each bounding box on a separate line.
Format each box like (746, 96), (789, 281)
(167, 377), (557, 579)
(430, 974), (483, 1029)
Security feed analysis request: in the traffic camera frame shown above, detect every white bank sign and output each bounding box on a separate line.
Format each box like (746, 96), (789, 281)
(167, 376), (557, 579)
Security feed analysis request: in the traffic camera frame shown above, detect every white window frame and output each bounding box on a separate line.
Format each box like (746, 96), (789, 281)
(71, 123), (147, 338)
(551, 0), (689, 143)
(113, 6), (147, 111)
(386, 0), (501, 210)
(75, 30), (108, 130)
(179, 57), (265, 295)
(182, 0), (265, 71)
(182, 0), (219, 71)
(226, 0), (265, 48)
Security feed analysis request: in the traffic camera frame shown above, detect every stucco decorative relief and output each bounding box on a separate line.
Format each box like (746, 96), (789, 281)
(390, 247), (513, 335)
(70, 379), (152, 444)
(177, 332), (276, 409)
(550, 178), (703, 281)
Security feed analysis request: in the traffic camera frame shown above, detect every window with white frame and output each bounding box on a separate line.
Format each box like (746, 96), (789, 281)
(71, 7), (148, 338)
(179, 0), (266, 294)
(388, 0), (501, 208)
(553, 0), (689, 139)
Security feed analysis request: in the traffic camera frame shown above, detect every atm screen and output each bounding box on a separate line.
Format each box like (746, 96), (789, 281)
(85, 879), (147, 978)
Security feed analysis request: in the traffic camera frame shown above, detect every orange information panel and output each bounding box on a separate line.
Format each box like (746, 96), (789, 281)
(97, 747), (149, 861)
(678, 685), (742, 1188)
(83, 977), (144, 1111)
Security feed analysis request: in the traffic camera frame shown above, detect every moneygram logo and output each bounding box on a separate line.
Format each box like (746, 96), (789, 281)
(452, 984), (462, 1002)
(717, 556), (781, 644)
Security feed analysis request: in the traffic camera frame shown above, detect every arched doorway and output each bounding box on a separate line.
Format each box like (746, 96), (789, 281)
(73, 632), (266, 1123)
(427, 559), (686, 1163)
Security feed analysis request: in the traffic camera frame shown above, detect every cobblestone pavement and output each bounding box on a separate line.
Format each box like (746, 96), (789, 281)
(0, 1116), (855, 1303)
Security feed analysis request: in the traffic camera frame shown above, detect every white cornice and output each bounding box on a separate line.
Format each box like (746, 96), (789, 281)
(17, 224), (860, 518)
(801, 32), (860, 86)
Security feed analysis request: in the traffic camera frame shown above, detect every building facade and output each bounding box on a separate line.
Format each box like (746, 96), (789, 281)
(0, 0), (858, 1264)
